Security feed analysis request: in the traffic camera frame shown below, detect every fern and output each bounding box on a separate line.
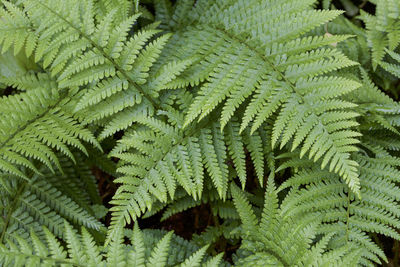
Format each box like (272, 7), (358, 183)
(380, 49), (400, 78)
(277, 141), (400, 266)
(157, 0), (363, 195)
(1, 0), (400, 265)
(0, 153), (103, 244)
(108, 92), (272, 238)
(0, 222), (224, 267)
(359, 0), (400, 69)
(231, 181), (361, 266)
(0, 0), (189, 239)
(0, 85), (101, 178)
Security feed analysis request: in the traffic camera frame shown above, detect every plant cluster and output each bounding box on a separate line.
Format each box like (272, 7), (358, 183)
(0, 0), (400, 266)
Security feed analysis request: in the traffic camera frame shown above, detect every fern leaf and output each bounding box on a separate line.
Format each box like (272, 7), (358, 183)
(232, 179), (358, 266)
(180, 245), (209, 267)
(277, 147), (400, 265)
(147, 231), (173, 267)
(1, 222), (221, 266)
(230, 183), (258, 234)
(130, 223), (146, 266)
(81, 227), (102, 266)
(106, 221), (126, 266)
(161, 0), (362, 194)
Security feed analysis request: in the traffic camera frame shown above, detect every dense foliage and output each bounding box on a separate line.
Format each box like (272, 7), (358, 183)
(0, 0), (400, 266)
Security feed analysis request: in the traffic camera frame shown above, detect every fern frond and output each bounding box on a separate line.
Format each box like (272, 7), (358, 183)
(0, 155), (103, 244)
(108, 102), (271, 240)
(0, 221), (224, 267)
(278, 147), (400, 265)
(231, 181), (359, 266)
(159, 0), (362, 194)
(0, 0), (180, 128)
(0, 1), (37, 56)
(94, 0), (135, 23)
(0, 87), (100, 178)
(359, 0), (400, 69)
(1, 1), (399, 265)
(380, 49), (400, 78)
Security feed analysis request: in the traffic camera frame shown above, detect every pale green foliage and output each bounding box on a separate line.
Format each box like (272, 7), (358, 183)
(380, 49), (400, 78)
(231, 182), (361, 266)
(0, 87), (101, 178)
(277, 153), (400, 265)
(0, 0), (400, 266)
(0, 222), (224, 267)
(0, 153), (104, 245)
(107, 89), (273, 240)
(158, 0), (363, 195)
(360, 0), (400, 69)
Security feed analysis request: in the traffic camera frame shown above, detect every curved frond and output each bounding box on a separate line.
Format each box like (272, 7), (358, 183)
(159, 0), (362, 194)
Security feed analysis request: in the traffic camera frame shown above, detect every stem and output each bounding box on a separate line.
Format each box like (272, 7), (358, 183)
(359, 0), (368, 9)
